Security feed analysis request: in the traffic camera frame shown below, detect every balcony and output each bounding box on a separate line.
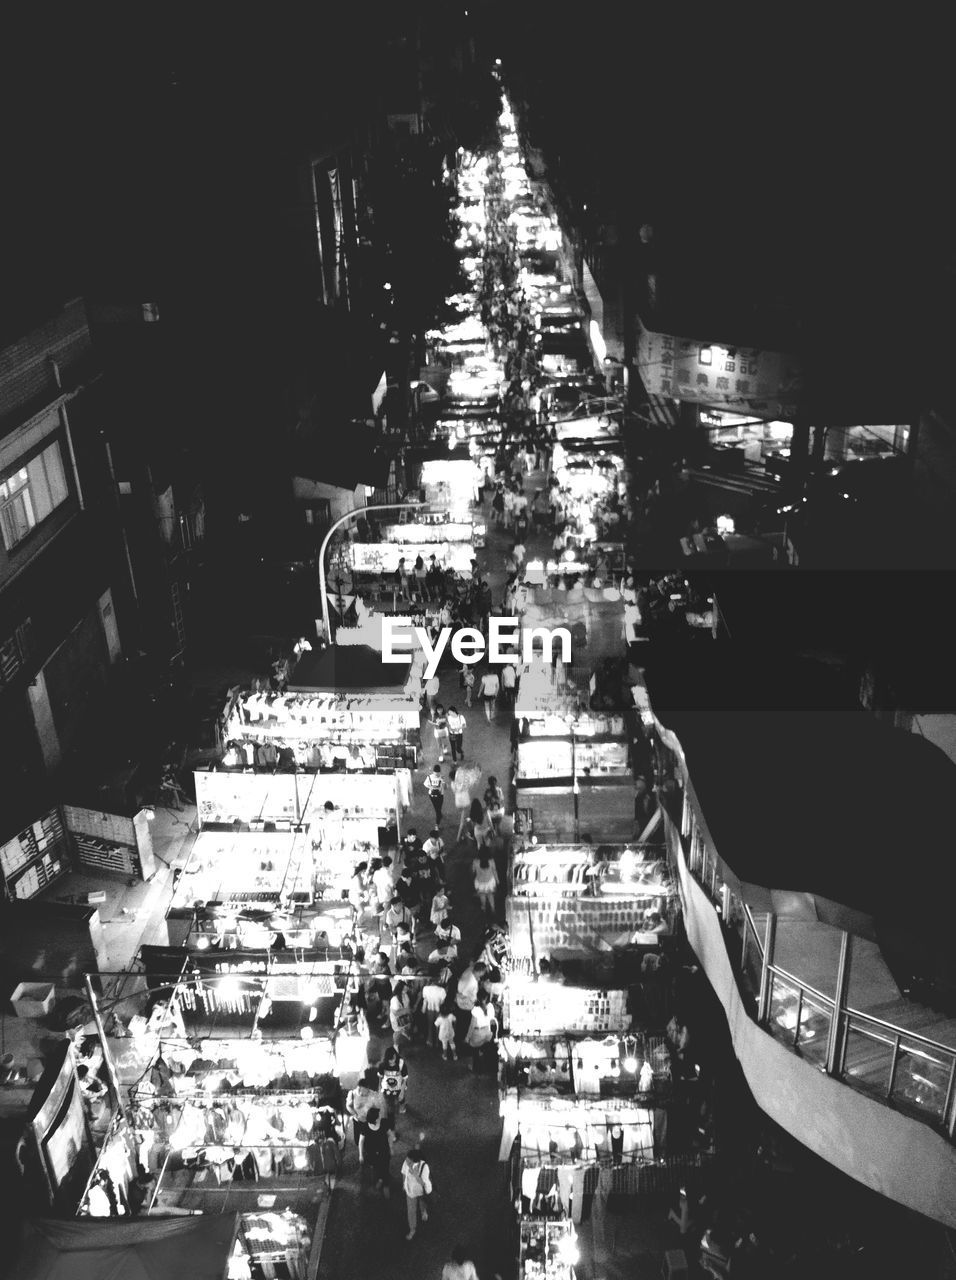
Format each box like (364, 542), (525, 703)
(652, 720), (956, 1228)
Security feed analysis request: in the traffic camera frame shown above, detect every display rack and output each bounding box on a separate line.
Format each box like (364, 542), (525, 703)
(64, 806), (156, 881)
(0, 808), (71, 901)
(503, 981), (629, 1036)
(519, 1216), (577, 1280)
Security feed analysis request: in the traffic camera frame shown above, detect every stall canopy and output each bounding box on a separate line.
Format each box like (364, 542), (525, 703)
(10, 1215), (237, 1280)
(288, 644), (406, 693)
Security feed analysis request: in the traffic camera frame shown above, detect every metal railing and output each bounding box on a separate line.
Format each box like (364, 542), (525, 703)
(653, 712), (956, 1139)
(740, 904), (956, 1136)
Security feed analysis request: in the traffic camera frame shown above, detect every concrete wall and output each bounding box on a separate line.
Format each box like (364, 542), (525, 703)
(27, 669), (60, 772)
(670, 811), (956, 1228)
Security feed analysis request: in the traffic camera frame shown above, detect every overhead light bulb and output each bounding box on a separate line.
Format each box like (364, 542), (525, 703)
(217, 977), (241, 1002)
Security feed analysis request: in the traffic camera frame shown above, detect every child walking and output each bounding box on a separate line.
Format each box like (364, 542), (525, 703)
(436, 1000), (458, 1062)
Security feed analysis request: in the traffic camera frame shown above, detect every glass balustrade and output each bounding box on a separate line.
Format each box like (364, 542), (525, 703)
(664, 772), (956, 1137)
(840, 1013), (956, 1129)
(767, 970), (832, 1069)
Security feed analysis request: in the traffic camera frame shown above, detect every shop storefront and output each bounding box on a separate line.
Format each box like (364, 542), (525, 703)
(699, 407), (793, 466)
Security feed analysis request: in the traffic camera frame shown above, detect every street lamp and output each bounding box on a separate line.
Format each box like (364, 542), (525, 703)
(318, 500), (426, 641)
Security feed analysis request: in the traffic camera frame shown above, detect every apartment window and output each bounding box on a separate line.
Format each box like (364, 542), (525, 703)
(0, 440), (70, 551)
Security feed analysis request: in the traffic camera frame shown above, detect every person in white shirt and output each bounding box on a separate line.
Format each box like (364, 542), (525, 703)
(453, 961), (486, 1042)
(512, 541), (526, 566)
(501, 663), (517, 708)
(434, 916), (461, 949)
(478, 669), (500, 722)
(423, 829), (445, 878)
(502, 488), (516, 529)
(446, 707), (466, 761)
(372, 856), (394, 911)
(452, 762), (481, 838)
(401, 1145), (432, 1240)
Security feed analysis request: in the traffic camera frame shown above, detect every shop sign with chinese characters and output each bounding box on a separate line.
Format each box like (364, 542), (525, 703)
(637, 324), (803, 419)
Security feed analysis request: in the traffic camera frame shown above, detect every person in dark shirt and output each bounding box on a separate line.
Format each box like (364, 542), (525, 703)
(363, 1107), (393, 1196)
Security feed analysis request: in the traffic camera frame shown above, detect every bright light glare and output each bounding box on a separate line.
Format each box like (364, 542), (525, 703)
(556, 1237), (579, 1266)
(589, 320), (607, 364)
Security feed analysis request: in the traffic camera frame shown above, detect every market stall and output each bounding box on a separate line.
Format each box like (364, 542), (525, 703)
(507, 843), (677, 958)
(350, 539), (476, 575)
(75, 1021), (329, 1279)
(194, 772), (306, 828)
(218, 670), (421, 780)
(514, 661), (635, 842)
(413, 448), (482, 520)
(169, 773), (400, 948)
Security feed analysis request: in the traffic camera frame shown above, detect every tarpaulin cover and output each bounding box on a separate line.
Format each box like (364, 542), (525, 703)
(10, 1215), (238, 1280)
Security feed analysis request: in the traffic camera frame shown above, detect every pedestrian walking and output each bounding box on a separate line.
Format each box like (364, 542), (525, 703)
(430, 882), (451, 931)
(430, 703), (451, 762)
(453, 961), (486, 1045)
(435, 1000), (458, 1061)
(451, 762), (481, 839)
(385, 895), (415, 954)
(473, 854), (499, 917)
(396, 557), (410, 601)
(483, 776), (505, 832)
(491, 483), (505, 525)
(424, 673), (441, 717)
(425, 764), (445, 825)
(377, 1045), (409, 1124)
(371, 856), (394, 913)
(463, 666), (476, 707)
(312, 1108), (344, 1191)
(465, 795), (487, 847)
(421, 968), (447, 1047)
(501, 662), (517, 708)
(363, 1107), (394, 1196)
(446, 706), (466, 761)
(423, 828), (446, 882)
(479, 669), (500, 722)
(465, 995), (498, 1073)
(413, 555), (428, 602)
(401, 1145), (432, 1240)
(389, 981), (414, 1052)
(346, 1069), (386, 1162)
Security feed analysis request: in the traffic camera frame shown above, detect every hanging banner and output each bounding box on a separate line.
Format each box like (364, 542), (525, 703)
(637, 322), (802, 420)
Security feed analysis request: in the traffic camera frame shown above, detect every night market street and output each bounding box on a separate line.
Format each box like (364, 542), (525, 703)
(3, 11), (956, 1280)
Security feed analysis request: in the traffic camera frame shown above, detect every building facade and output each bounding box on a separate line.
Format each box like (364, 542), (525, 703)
(0, 301), (129, 814)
